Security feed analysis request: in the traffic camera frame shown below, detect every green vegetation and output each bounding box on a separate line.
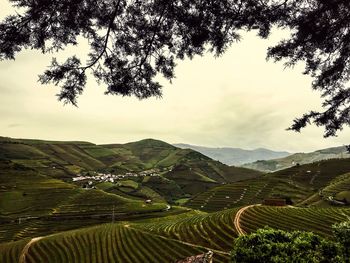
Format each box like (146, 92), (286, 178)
(2, 206), (350, 262)
(333, 220), (350, 260)
(0, 238), (29, 263)
(1, 223), (229, 263)
(231, 227), (344, 263)
(132, 208), (240, 251)
(239, 206), (350, 237)
(322, 173), (350, 201)
(0, 136), (261, 202)
(187, 158), (350, 211)
(2, 136), (350, 262)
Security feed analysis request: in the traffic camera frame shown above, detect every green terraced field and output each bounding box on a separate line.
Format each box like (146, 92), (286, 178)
(185, 177), (310, 212)
(2, 206), (350, 263)
(0, 224), (230, 263)
(0, 238), (28, 263)
(239, 206), (350, 237)
(271, 158), (350, 189)
(186, 158), (350, 212)
(132, 208), (240, 251)
(0, 206), (190, 244)
(321, 173), (350, 199)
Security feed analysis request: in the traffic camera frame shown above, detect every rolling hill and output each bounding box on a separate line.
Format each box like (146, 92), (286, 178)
(1, 136), (350, 262)
(242, 145), (350, 172)
(0, 136), (262, 244)
(186, 158), (350, 212)
(174, 143), (291, 166)
(0, 136), (261, 201)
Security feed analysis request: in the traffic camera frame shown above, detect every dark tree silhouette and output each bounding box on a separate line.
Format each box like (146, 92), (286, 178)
(0, 0), (349, 137)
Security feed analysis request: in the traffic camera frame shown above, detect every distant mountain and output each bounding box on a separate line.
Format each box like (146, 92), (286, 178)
(173, 143), (291, 166)
(242, 146), (350, 172)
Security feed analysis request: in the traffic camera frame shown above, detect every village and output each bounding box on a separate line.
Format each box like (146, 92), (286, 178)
(72, 168), (168, 185)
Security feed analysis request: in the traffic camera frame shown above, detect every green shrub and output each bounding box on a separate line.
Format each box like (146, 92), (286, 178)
(230, 227), (344, 263)
(333, 220), (350, 262)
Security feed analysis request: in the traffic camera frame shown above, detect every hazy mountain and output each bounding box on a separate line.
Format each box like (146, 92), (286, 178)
(174, 143), (291, 166)
(242, 146), (350, 172)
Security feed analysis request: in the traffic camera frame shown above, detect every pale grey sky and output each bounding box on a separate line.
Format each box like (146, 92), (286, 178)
(0, 1), (349, 153)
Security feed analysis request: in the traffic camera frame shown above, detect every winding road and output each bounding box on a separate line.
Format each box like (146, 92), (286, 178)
(19, 237), (43, 263)
(234, 204), (261, 236)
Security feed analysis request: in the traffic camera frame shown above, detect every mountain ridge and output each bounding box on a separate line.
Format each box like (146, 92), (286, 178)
(242, 145), (350, 172)
(174, 143), (291, 166)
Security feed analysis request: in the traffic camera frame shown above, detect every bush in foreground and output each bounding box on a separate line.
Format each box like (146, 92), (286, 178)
(230, 227), (344, 263)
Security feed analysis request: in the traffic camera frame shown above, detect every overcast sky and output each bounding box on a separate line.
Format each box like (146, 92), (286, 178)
(1, 2), (350, 153)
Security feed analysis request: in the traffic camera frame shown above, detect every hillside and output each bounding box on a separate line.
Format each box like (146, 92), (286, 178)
(1, 206), (350, 263)
(0, 137), (261, 202)
(174, 143), (291, 166)
(0, 136), (262, 243)
(242, 145), (350, 172)
(3, 136), (350, 262)
(186, 158), (350, 212)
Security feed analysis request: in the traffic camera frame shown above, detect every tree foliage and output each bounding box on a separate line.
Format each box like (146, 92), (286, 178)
(0, 0), (350, 136)
(268, 0), (350, 137)
(230, 227), (344, 263)
(333, 219), (350, 262)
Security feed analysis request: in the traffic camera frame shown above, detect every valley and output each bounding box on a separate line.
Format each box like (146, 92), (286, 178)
(0, 136), (350, 262)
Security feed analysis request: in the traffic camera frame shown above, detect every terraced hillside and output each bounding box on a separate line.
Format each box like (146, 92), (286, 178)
(0, 159), (169, 243)
(321, 172), (350, 202)
(0, 223), (229, 263)
(132, 208), (240, 251)
(186, 158), (350, 211)
(0, 238), (28, 263)
(2, 206), (350, 263)
(0, 136), (261, 202)
(239, 206), (350, 237)
(300, 172), (350, 206)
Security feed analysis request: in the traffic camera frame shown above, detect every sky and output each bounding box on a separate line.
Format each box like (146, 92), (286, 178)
(1, 2), (350, 153)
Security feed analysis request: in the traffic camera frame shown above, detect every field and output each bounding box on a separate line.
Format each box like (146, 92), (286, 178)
(239, 206), (350, 237)
(0, 223), (229, 263)
(1, 205), (350, 263)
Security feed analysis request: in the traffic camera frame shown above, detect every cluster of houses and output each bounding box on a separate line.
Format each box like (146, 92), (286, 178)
(72, 168), (164, 184)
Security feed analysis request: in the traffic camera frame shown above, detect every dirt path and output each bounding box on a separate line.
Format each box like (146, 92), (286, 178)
(19, 237), (43, 263)
(234, 204), (260, 236)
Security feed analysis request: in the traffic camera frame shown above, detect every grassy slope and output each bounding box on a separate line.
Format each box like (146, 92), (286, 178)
(0, 159), (168, 243)
(186, 158), (350, 212)
(0, 137), (261, 203)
